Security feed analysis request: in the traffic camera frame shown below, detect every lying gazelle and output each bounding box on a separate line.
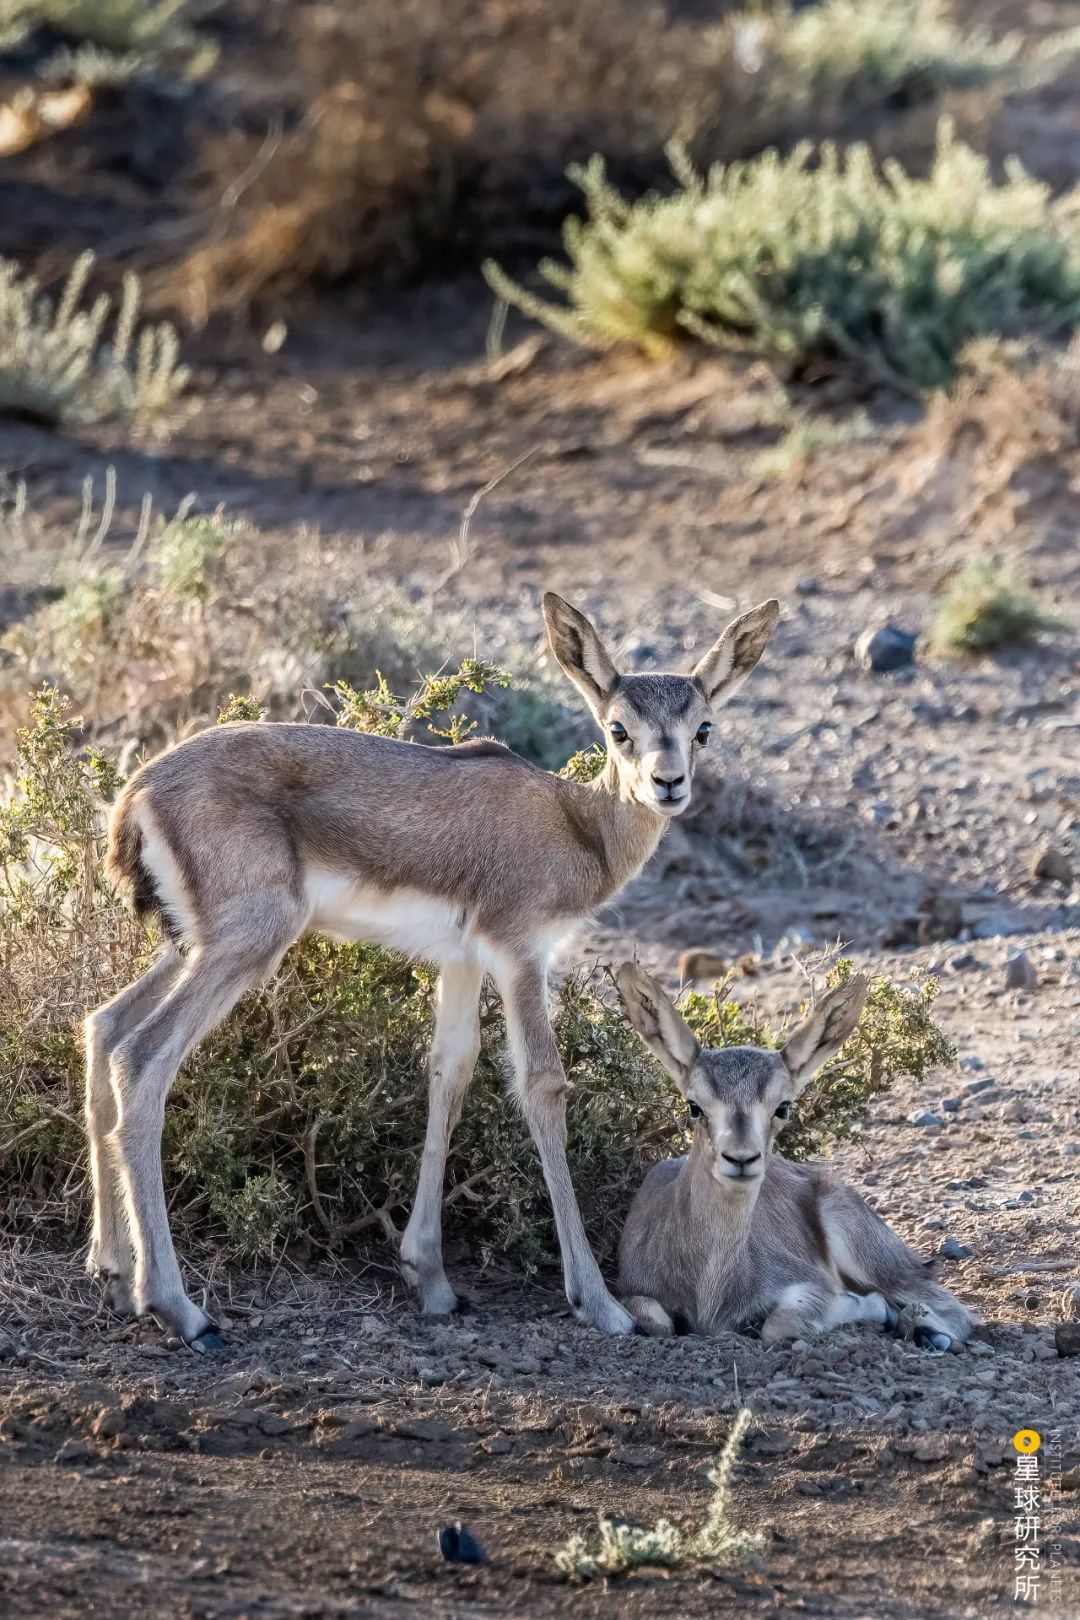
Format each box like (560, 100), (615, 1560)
(84, 591), (779, 1349)
(615, 965), (974, 1351)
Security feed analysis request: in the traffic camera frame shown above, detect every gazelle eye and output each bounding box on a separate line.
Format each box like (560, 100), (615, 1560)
(688, 1100), (703, 1119)
(610, 721), (628, 743)
(774, 1101), (791, 1120)
(695, 722), (711, 746)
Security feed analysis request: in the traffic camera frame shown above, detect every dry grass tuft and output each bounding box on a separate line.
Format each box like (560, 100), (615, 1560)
(554, 1406), (763, 1579)
(0, 252), (189, 426)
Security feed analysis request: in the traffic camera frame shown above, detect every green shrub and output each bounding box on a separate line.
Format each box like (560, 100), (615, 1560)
(0, 0), (215, 74)
(487, 123), (1080, 389)
(0, 252), (190, 427)
(928, 559), (1065, 655)
(1, 689), (955, 1267)
(681, 957), (953, 1161)
(753, 0), (1018, 109)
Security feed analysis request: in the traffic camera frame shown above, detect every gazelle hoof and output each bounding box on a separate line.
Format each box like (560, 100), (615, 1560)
(914, 1326), (951, 1354)
(883, 1302), (900, 1333)
(189, 1328), (225, 1354)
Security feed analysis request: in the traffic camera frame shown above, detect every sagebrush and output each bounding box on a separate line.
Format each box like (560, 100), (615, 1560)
(1, 684), (953, 1265)
(0, 0), (212, 73)
(0, 252), (189, 427)
(487, 123), (1080, 389)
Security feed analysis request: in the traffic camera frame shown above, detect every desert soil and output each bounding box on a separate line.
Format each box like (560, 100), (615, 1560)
(3, 0), (1080, 1600)
(3, 281), (1079, 1617)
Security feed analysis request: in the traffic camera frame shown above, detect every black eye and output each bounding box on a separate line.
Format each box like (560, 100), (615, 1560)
(609, 721), (628, 743)
(687, 1100), (703, 1119)
(774, 1101), (791, 1120)
(695, 722), (711, 746)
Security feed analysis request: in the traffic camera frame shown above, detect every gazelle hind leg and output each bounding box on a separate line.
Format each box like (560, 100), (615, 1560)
(109, 897), (299, 1346)
(84, 948), (183, 1309)
(400, 960), (484, 1316)
(821, 1184), (975, 1349)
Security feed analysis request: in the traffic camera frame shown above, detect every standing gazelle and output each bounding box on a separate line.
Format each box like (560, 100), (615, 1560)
(616, 965), (974, 1351)
(85, 592), (779, 1348)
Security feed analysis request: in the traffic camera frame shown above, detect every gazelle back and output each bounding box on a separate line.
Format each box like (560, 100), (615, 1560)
(85, 593), (780, 1348)
(616, 965), (974, 1351)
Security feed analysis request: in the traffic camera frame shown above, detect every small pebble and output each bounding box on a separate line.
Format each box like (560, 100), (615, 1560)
(855, 623), (917, 673)
(1004, 950), (1037, 992)
(438, 1523), (489, 1565)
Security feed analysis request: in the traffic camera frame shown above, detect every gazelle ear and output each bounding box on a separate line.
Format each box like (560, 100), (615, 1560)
(543, 592), (619, 713)
(691, 599), (780, 703)
(782, 974), (868, 1095)
(616, 963), (700, 1091)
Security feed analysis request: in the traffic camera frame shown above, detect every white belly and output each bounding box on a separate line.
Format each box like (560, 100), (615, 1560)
(304, 873), (478, 966)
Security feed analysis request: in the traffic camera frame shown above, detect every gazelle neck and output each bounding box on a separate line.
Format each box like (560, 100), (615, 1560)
(579, 751), (669, 899)
(685, 1136), (760, 1240)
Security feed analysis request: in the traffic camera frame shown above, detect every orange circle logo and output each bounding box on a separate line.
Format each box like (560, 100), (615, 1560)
(1013, 1430), (1041, 1454)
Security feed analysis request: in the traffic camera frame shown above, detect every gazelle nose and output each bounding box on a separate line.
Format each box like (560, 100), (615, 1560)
(651, 772), (685, 790)
(722, 1151), (761, 1170)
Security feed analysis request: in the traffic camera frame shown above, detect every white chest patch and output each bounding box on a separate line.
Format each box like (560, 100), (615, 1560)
(304, 873), (479, 966)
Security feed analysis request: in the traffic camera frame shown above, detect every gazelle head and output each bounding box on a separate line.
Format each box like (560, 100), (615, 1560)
(616, 965), (869, 1201)
(543, 592), (779, 818)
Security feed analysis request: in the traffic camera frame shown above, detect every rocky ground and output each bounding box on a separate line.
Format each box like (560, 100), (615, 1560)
(3, 283), (1080, 1613)
(3, 0), (1080, 1600)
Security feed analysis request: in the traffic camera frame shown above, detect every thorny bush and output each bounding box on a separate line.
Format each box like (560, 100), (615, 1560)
(1, 683), (953, 1267)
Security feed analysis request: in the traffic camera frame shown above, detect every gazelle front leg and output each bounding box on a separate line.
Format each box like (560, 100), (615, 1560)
(400, 960), (483, 1315)
(499, 956), (634, 1335)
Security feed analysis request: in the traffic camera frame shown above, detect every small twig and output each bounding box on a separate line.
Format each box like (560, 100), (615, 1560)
(302, 1118), (333, 1235)
(430, 447), (539, 594)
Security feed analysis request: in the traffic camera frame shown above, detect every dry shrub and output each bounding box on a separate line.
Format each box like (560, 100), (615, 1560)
(0, 483), (583, 765)
(1, 688), (952, 1268)
(173, 0), (1020, 318)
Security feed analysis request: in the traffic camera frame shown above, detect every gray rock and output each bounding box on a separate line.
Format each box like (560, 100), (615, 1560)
(938, 1239), (973, 1261)
(1031, 845), (1073, 887)
(940, 1097), (963, 1113)
(909, 1109), (945, 1128)
(1004, 949), (1037, 992)
(855, 624), (917, 673)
